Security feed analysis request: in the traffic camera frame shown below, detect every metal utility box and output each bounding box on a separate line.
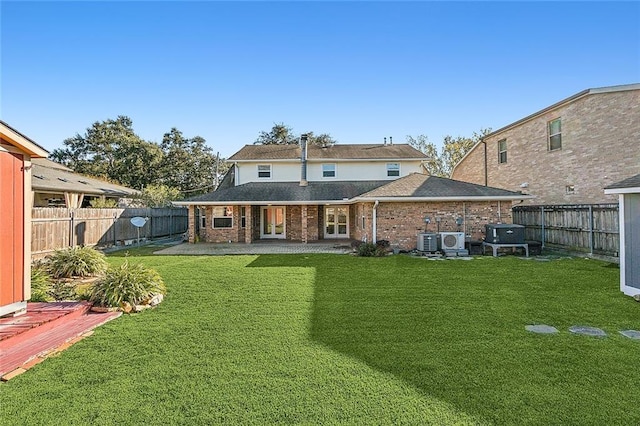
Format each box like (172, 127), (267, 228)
(485, 224), (525, 244)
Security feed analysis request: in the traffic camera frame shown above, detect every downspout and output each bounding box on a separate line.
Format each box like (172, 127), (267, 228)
(300, 134), (308, 187)
(372, 200), (379, 244)
(482, 140), (488, 186)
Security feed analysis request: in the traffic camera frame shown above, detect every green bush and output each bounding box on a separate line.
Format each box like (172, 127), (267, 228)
(29, 262), (54, 302)
(46, 246), (108, 279)
(90, 260), (166, 308)
(356, 241), (390, 257)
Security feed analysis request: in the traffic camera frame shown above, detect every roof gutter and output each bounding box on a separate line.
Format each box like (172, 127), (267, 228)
(356, 195), (534, 202)
(172, 199), (361, 207)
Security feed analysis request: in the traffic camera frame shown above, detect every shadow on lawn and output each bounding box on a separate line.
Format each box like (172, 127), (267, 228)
(247, 254), (638, 425)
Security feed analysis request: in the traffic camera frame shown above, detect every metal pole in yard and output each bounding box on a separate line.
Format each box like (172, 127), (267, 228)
(540, 206), (545, 250)
(588, 205), (594, 255)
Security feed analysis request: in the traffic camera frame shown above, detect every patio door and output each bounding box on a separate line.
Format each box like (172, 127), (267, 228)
(324, 206), (349, 239)
(261, 206), (286, 239)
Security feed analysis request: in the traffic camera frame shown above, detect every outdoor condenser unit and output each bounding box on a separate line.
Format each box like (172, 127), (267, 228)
(417, 233), (438, 252)
(485, 224), (525, 244)
(439, 232), (466, 251)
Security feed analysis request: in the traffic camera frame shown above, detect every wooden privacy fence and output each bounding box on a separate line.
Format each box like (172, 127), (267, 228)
(512, 204), (619, 256)
(32, 207), (188, 257)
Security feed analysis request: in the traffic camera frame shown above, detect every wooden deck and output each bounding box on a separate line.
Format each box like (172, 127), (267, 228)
(0, 302), (121, 380)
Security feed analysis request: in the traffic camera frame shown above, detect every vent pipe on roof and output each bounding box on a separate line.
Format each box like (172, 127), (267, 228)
(389, 136), (393, 145)
(384, 137), (387, 145)
(300, 134), (309, 187)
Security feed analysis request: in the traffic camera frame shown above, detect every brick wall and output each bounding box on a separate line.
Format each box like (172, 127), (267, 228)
(452, 89), (640, 205)
(368, 201), (513, 250)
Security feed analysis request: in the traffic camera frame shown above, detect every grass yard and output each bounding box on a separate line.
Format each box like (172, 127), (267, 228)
(1, 251), (639, 425)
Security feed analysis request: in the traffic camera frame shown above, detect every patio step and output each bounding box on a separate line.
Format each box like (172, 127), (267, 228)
(0, 302), (121, 379)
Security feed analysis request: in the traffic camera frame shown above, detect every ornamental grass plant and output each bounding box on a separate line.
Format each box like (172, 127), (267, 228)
(89, 260), (166, 308)
(46, 246), (108, 279)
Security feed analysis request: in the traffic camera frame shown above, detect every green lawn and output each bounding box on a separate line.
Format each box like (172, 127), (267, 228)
(1, 252), (639, 425)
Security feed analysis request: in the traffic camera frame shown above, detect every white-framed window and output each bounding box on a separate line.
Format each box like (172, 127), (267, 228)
(212, 206), (233, 228)
(548, 118), (562, 151)
(498, 139), (507, 164)
(322, 163), (336, 178)
(386, 163), (400, 177)
(241, 206), (246, 228)
(257, 164), (271, 178)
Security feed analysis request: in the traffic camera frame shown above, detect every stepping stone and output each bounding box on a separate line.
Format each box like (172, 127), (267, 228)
(569, 325), (607, 337)
(526, 324), (559, 334)
(619, 330), (640, 340)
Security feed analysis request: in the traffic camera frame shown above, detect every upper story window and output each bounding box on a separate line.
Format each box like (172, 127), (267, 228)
(548, 118), (562, 151)
(212, 206), (233, 228)
(386, 163), (400, 177)
(322, 163), (336, 178)
(257, 164), (271, 178)
(498, 139), (507, 164)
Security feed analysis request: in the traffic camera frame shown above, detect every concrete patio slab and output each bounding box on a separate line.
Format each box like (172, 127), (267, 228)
(153, 241), (354, 255)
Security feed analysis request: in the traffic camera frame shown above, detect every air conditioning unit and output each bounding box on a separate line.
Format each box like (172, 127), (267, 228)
(417, 233), (438, 251)
(440, 232), (465, 251)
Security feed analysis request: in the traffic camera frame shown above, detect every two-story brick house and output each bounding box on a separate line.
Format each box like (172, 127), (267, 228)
(451, 83), (640, 205)
(175, 138), (531, 250)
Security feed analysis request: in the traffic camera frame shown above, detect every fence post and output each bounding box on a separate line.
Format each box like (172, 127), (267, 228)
(69, 208), (75, 247)
(540, 206), (545, 249)
(588, 205), (594, 255)
(148, 207), (152, 240)
(113, 212), (118, 246)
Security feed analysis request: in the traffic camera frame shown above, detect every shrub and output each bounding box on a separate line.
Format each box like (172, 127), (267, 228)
(29, 262), (54, 302)
(46, 246), (108, 279)
(356, 241), (390, 257)
(89, 198), (118, 208)
(90, 260), (166, 308)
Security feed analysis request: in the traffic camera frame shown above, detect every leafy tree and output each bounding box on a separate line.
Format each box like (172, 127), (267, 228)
(50, 116), (161, 189)
(306, 132), (337, 147)
(254, 123), (337, 146)
(89, 198), (118, 208)
(159, 128), (218, 195)
(136, 184), (182, 208)
(254, 123), (298, 145)
(407, 128), (491, 177)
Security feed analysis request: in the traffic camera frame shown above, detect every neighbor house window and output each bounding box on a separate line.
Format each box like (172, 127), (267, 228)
(498, 139), (507, 164)
(257, 164), (271, 178)
(322, 163), (336, 178)
(212, 206), (233, 228)
(386, 163), (400, 177)
(548, 118), (562, 151)
(200, 209), (206, 229)
(241, 206), (246, 228)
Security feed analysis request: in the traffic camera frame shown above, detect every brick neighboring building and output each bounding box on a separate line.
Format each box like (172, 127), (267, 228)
(451, 83), (640, 205)
(175, 141), (531, 250)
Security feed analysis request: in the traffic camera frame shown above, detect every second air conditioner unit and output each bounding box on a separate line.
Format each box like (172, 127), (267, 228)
(440, 232), (465, 251)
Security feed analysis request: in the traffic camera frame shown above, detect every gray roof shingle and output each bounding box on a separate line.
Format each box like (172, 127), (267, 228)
(605, 173), (640, 190)
(182, 181), (390, 204)
(359, 173), (528, 199)
(229, 144), (428, 161)
(178, 173), (530, 205)
(32, 158), (138, 197)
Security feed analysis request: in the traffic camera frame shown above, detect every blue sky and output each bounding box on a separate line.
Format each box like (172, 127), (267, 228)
(1, 1), (639, 158)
